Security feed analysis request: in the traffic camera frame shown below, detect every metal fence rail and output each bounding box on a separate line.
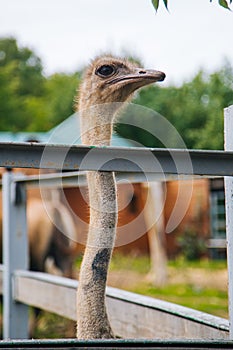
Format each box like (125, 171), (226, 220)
(0, 105), (233, 345)
(1, 141), (233, 175)
(1, 339), (233, 349)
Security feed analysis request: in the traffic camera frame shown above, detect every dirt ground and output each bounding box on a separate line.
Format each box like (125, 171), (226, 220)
(168, 267), (228, 291)
(107, 267), (228, 291)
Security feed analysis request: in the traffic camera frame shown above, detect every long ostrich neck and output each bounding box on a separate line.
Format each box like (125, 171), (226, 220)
(77, 106), (117, 339)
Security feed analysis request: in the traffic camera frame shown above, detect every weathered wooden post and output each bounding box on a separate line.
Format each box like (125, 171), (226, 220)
(2, 171), (29, 339)
(224, 105), (233, 339)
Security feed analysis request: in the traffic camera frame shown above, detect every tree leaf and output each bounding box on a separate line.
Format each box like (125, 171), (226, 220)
(163, 0), (169, 10)
(152, 0), (232, 11)
(152, 0), (159, 11)
(218, 0), (232, 9)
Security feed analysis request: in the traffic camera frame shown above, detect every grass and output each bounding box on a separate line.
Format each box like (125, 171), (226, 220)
(110, 254), (150, 273)
(33, 312), (76, 339)
(109, 254), (228, 319)
(130, 283), (228, 318)
(110, 254), (227, 272)
(168, 256), (227, 270)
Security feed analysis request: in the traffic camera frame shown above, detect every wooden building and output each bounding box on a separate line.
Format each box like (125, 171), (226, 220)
(0, 116), (221, 259)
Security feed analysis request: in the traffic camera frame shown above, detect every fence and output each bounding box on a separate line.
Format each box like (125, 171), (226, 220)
(0, 105), (233, 346)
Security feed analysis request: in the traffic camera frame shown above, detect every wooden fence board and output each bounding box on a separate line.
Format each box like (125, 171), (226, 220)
(9, 269), (229, 339)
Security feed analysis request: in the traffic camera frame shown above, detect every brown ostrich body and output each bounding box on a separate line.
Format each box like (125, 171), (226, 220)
(76, 55), (165, 339)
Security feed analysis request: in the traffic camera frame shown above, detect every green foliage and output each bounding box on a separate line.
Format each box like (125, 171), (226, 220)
(215, 0), (232, 10)
(117, 62), (233, 150)
(152, 0), (232, 11)
(0, 37), (80, 132)
(0, 36), (232, 150)
(0, 37), (44, 97)
(177, 229), (207, 261)
(152, 0), (168, 12)
(0, 37), (46, 131)
(44, 72), (80, 127)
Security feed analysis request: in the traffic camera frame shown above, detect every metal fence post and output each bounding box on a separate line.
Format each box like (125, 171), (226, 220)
(224, 105), (233, 339)
(2, 171), (29, 339)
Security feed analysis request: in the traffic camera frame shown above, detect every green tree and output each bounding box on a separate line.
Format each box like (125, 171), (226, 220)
(0, 37), (44, 97)
(0, 37), (80, 132)
(117, 62), (233, 150)
(0, 37), (47, 131)
(43, 72), (81, 127)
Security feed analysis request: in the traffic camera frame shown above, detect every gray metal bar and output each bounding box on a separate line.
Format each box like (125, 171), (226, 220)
(0, 339), (233, 349)
(1, 142), (233, 176)
(14, 171), (213, 190)
(13, 171), (87, 188)
(2, 172), (29, 339)
(224, 105), (233, 339)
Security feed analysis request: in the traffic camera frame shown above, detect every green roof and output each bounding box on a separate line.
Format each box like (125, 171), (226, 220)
(0, 131), (49, 143)
(0, 113), (135, 147)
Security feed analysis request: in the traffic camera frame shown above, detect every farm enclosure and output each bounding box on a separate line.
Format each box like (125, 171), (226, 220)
(0, 106), (233, 346)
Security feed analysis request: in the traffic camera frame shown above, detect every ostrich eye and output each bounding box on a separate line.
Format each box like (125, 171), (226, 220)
(96, 65), (115, 77)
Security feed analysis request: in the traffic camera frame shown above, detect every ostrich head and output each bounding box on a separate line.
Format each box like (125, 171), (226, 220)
(77, 55), (165, 145)
(78, 55), (165, 110)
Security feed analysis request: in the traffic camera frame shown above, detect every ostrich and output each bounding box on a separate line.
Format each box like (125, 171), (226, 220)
(76, 55), (165, 339)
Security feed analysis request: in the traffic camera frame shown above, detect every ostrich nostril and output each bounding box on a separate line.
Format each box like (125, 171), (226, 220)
(139, 70), (146, 74)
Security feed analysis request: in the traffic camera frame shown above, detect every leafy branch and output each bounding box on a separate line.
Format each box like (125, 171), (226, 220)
(152, 0), (232, 12)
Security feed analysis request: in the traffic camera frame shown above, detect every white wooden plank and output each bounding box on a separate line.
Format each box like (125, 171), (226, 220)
(13, 271), (77, 320)
(107, 297), (228, 339)
(13, 270), (229, 339)
(224, 105), (233, 339)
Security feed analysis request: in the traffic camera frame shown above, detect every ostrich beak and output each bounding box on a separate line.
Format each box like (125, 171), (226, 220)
(107, 68), (166, 93)
(128, 68), (166, 83)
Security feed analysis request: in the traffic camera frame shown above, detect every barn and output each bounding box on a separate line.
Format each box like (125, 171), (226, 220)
(0, 114), (216, 262)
